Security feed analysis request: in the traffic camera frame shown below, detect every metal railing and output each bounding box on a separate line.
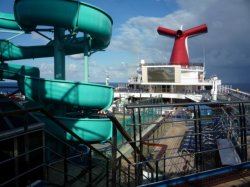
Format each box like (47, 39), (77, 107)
(0, 99), (151, 187)
(111, 101), (250, 186)
(0, 106), (112, 186)
(1, 98), (250, 186)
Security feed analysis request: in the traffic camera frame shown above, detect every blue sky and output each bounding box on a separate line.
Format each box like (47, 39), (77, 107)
(1, 0), (250, 83)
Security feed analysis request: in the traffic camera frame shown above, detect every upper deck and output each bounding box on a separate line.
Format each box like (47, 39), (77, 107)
(128, 62), (214, 86)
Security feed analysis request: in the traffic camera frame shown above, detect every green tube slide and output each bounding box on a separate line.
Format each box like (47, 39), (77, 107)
(0, 12), (20, 30)
(19, 76), (114, 110)
(0, 63), (113, 109)
(0, 0), (114, 142)
(37, 114), (113, 143)
(0, 63), (40, 79)
(0, 0), (113, 59)
(0, 38), (87, 61)
(0, 61), (113, 143)
(14, 0), (113, 49)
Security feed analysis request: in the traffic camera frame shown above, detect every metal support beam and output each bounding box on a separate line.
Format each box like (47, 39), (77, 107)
(54, 27), (66, 115)
(83, 34), (90, 83)
(54, 27), (65, 80)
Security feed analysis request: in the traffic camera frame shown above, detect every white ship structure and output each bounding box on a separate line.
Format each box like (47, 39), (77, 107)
(114, 24), (221, 103)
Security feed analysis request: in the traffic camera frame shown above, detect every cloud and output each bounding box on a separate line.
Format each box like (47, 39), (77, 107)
(11, 0), (248, 84)
(69, 53), (84, 60)
(89, 61), (132, 82)
(32, 61), (85, 81)
(178, 0), (250, 84)
(109, 9), (199, 62)
(107, 0), (250, 83)
(110, 16), (170, 62)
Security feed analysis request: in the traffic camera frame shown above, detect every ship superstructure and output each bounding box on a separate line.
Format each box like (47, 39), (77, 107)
(115, 24), (221, 102)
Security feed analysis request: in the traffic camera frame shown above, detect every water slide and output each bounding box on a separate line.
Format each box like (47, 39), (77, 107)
(0, 0), (114, 142)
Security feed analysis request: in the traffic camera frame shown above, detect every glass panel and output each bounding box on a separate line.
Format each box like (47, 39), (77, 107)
(147, 67), (175, 82)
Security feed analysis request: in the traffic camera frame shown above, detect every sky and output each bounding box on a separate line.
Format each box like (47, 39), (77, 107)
(0, 0), (250, 84)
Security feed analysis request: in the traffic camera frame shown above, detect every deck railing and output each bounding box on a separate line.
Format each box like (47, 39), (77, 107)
(0, 105), (112, 186)
(113, 101), (250, 186)
(1, 98), (250, 186)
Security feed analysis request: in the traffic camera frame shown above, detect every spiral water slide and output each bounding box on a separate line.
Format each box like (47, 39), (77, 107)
(0, 0), (114, 142)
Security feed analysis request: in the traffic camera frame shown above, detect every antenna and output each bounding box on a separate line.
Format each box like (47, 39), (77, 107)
(203, 47), (206, 67)
(203, 47), (206, 78)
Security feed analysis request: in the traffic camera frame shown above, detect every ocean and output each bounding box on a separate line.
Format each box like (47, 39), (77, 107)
(1, 81), (250, 93)
(225, 83), (250, 93)
(0, 81), (125, 93)
(0, 81), (19, 93)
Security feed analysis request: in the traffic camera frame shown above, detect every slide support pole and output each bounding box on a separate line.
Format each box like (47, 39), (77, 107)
(84, 34), (90, 83)
(54, 27), (65, 80)
(54, 27), (66, 115)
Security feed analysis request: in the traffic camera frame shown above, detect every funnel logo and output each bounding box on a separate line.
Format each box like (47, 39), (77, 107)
(157, 24), (208, 66)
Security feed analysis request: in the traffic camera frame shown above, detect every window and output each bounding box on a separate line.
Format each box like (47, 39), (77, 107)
(147, 67), (175, 82)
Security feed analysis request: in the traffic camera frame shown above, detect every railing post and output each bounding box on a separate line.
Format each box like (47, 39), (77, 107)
(239, 103), (244, 161)
(14, 137), (19, 187)
(42, 128), (47, 182)
(106, 161), (110, 187)
(112, 122), (117, 186)
(132, 108), (137, 180)
(128, 164), (131, 187)
(135, 163), (139, 186)
(240, 103), (247, 161)
(156, 160), (159, 182)
(118, 157), (122, 186)
(197, 105), (203, 171)
(138, 108), (143, 185)
(163, 154), (166, 179)
(193, 105), (198, 172)
(88, 149), (92, 186)
(151, 169), (154, 183)
(242, 103), (248, 161)
(24, 113), (31, 185)
(63, 139), (68, 185)
(123, 104), (126, 144)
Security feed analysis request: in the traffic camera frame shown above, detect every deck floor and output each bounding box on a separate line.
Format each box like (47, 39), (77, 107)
(213, 176), (250, 187)
(153, 121), (195, 175)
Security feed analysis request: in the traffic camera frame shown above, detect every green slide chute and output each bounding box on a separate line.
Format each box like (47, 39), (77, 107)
(0, 0), (114, 142)
(0, 38), (89, 61)
(14, 0), (112, 49)
(0, 63), (113, 110)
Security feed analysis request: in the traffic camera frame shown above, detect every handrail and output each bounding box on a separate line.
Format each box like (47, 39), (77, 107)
(46, 165), (91, 186)
(107, 112), (155, 172)
(40, 109), (110, 160)
(140, 162), (250, 187)
(126, 100), (250, 109)
(0, 163), (45, 186)
(0, 105), (112, 186)
(0, 145), (44, 165)
(0, 106), (110, 161)
(108, 140), (132, 164)
(141, 113), (170, 141)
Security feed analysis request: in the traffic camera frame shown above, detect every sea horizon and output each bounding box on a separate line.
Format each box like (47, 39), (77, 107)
(1, 81), (250, 93)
